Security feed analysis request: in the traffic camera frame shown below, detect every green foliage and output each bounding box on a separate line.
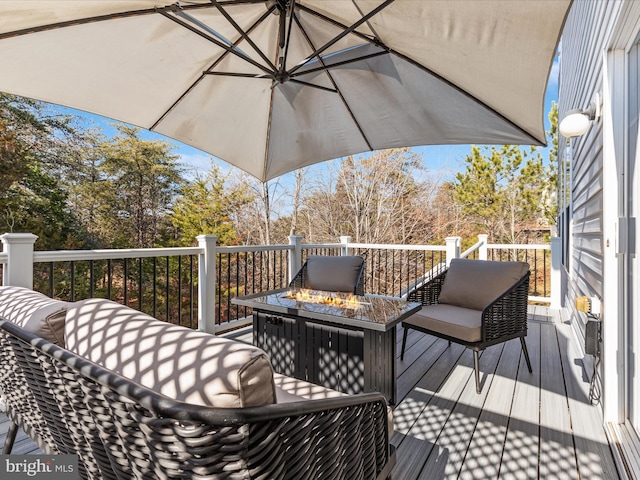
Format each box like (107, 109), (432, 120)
(0, 94), (90, 248)
(92, 125), (183, 248)
(170, 164), (252, 246)
(453, 104), (558, 243)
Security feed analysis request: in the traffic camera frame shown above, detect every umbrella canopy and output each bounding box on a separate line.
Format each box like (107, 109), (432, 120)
(0, 1), (571, 181)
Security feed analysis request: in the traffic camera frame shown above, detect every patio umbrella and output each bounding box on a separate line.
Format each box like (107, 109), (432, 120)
(0, 1), (571, 181)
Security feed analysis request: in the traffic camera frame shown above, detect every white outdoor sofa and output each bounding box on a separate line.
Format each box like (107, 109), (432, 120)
(0, 286), (394, 480)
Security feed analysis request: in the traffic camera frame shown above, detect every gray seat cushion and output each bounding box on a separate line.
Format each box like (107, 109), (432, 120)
(403, 304), (483, 343)
(438, 259), (529, 310)
(0, 286), (68, 346)
(304, 255), (363, 293)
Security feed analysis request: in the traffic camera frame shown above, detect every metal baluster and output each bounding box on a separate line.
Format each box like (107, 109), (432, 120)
(107, 259), (112, 300)
(123, 258), (128, 306)
(243, 252), (249, 318)
(190, 255), (195, 329)
(217, 252), (223, 325)
(153, 257), (157, 319)
(165, 257), (170, 323)
(70, 261), (75, 302)
(49, 263), (54, 297)
(533, 249), (538, 296)
(89, 260), (95, 298)
(178, 256), (183, 326)
(544, 249), (548, 297)
(138, 257), (143, 312)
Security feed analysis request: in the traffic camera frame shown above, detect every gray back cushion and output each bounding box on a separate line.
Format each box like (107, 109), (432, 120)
(304, 255), (363, 293)
(438, 259), (529, 311)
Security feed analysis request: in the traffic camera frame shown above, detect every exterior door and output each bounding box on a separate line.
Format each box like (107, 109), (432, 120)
(628, 38), (640, 432)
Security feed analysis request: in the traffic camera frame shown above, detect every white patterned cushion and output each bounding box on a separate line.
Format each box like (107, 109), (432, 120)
(0, 286), (68, 346)
(65, 299), (276, 408)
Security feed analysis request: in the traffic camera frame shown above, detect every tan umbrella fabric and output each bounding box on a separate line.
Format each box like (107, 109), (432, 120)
(0, 1), (571, 181)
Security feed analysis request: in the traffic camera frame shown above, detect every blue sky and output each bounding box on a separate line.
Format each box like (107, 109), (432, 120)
(57, 58), (559, 184)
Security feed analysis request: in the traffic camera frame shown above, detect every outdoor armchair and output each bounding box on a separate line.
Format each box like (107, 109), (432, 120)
(289, 255), (365, 295)
(400, 258), (532, 393)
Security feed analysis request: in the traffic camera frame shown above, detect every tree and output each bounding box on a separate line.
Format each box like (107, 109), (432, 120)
(96, 125), (183, 248)
(230, 172), (290, 245)
(289, 168), (307, 237)
(170, 164), (251, 246)
(299, 149), (436, 244)
(0, 94), (90, 248)
(544, 101), (559, 226)
(0, 118), (26, 192)
(453, 104), (558, 244)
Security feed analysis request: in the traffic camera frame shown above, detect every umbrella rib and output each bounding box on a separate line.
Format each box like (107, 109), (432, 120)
(350, 0), (383, 42)
(293, 14), (373, 151)
(161, 10), (273, 76)
(210, 0), (277, 72)
(203, 72), (271, 79)
(0, 2), (263, 40)
(289, 79), (337, 93)
(263, 78), (277, 181)
(290, 51), (387, 78)
(150, 6), (276, 131)
(297, 4), (545, 144)
(282, 0), (296, 69)
(288, 0), (396, 76)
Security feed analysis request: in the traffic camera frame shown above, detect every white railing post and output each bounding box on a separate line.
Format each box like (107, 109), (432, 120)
(288, 235), (303, 283)
(197, 235), (217, 334)
(445, 236), (461, 266)
(340, 236), (351, 256)
(550, 236), (562, 310)
(1, 233), (38, 289)
(478, 234), (489, 260)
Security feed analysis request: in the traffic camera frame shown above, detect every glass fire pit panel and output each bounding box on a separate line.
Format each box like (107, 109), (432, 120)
(235, 289), (421, 331)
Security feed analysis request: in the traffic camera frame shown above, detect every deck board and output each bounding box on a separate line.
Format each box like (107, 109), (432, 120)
(498, 321), (542, 480)
(557, 322), (620, 479)
(458, 333), (521, 480)
(418, 343), (504, 479)
(0, 309), (620, 479)
(539, 322), (579, 480)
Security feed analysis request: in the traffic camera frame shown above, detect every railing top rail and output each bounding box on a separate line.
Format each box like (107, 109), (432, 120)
(460, 240), (483, 259)
(488, 244), (550, 250)
(302, 243), (343, 249)
(216, 244), (293, 253)
(32, 247), (203, 263)
(346, 243), (447, 252)
(30, 244), (296, 263)
(22, 242), (550, 264)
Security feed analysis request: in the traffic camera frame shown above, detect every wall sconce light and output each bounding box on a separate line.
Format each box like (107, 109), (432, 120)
(559, 93), (602, 138)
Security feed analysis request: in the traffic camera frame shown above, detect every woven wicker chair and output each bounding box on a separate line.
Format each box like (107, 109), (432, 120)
(289, 255), (365, 295)
(400, 258), (532, 394)
(0, 318), (393, 480)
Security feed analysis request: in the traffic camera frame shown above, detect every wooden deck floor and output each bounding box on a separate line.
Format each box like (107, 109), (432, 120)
(0, 306), (620, 479)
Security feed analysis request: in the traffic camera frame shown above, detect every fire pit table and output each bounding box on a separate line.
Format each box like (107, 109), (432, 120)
(232, 288), (421, 404)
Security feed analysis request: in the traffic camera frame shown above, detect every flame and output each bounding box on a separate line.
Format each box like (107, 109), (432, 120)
(286, 289), (361, 309)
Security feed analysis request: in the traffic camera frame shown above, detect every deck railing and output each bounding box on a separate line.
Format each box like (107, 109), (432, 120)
(0, 233), (560, 333)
